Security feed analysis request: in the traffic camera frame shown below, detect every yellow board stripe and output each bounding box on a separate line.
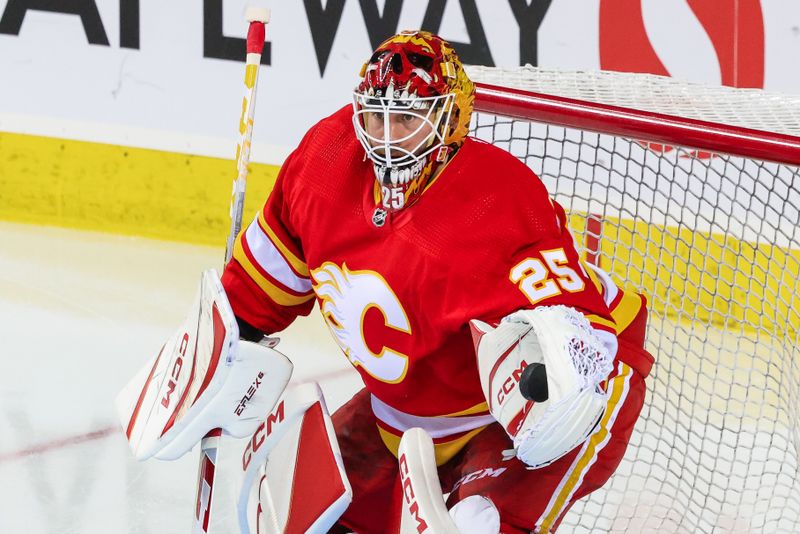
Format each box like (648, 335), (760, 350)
(256, 210), (309, 277)
(233, 235), (315, 306)
(4, 131), (797, 343)
(568, 212), (800, 339)
(538, 363), (632, 532)
(0, 132), (280, 246)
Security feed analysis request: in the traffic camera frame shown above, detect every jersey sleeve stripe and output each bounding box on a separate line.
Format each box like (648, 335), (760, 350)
(583, 313), (617, 333)
(609, 291), (645, 333)
(233, 233), (315, 307)
(584, 262), (619, 307)
(257, 210), (310, 277)
(244, 217), (313, 293)
(239, 234), (310, 298)
(584, 262), (604, 295)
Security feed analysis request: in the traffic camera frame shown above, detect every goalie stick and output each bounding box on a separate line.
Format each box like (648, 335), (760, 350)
(193, 7), (270, 534)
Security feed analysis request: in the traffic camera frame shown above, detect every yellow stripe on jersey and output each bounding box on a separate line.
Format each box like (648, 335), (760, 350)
(377, 424), (489, 466)
(443, 401), (489, 417)
(537, 363), (633, 532)
(610, 291), (643, 333)
(583, 313), (617, 332)
(257, 210), (310, 277)
(233, 236), (315, 307)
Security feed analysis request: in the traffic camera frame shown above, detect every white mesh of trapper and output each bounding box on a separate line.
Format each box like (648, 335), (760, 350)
(549, 305), (613, 393)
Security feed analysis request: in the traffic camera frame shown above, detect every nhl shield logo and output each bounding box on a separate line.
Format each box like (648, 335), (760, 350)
(372, 208), (387, 227)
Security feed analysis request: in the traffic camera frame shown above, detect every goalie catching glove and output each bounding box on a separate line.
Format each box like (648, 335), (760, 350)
(471, 305), (614, 468)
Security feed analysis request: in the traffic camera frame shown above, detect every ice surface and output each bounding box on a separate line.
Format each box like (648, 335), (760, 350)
(0, 222), (359, 533)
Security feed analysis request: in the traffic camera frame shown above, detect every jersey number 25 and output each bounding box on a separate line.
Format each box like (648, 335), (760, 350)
(510, 248), (586, 305)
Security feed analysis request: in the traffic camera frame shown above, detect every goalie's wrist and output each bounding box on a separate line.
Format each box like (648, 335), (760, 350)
(236, 315), (267, 342)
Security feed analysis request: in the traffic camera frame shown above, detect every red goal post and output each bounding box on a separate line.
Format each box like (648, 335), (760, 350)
(466, 65), (800, 533)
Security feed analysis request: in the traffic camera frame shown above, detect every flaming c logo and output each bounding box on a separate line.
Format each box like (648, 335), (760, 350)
(599, 0), (766, 156)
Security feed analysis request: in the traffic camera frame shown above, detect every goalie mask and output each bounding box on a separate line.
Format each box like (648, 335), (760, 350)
(353, 31), (475, 214)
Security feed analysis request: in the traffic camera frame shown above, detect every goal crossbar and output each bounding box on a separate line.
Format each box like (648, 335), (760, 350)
(475, 82), (800, 167)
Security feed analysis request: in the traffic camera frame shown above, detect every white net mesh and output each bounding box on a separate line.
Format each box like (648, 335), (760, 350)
(467, 65), (800, 137)
(466, 66), (800, 533)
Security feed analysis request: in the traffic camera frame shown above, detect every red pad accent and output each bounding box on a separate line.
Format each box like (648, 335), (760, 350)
(246, 22), (265, 55)
(468, 322), (487, 351)
(485, 338), (521, 414)
(192, 304), (227, 405)
(284, 402), (346, 532)
(161, 304), (227, 436)
(195, 453), (217, 532)
(126, 344), (165, 439)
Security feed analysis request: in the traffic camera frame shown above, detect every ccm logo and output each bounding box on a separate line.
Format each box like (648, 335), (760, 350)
(496, 360), (529, 406)
(161, 333), (190, 409)
(234, 371), (265, 415)
(451, 467), (507, 492)
(399, 454), (428, 533)
(242, 401), (285, 470)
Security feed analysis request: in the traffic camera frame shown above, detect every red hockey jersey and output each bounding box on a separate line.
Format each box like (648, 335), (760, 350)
(221, 105), (652, 464)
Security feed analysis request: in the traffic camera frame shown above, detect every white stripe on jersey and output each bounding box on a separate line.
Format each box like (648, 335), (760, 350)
(244, 219), (312, 293)
(585, 262), (619, 307)
(370, 395), (495, 439)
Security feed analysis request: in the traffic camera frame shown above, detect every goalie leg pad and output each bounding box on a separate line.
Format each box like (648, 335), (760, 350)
(238, 383), (352, 534)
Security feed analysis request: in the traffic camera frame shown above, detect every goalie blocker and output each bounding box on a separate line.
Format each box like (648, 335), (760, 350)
(116, 270), (294, 461)
(115, 271), (351, 532)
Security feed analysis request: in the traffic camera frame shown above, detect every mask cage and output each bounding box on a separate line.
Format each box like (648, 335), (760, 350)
(352, 92), (455, 170)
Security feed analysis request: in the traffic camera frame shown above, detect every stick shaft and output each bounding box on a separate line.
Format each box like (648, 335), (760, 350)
(225, 21), (268, 264)
(193, 13), (269, 533)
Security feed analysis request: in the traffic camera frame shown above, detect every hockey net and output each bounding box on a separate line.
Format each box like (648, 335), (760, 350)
(465, 65), (800, 533)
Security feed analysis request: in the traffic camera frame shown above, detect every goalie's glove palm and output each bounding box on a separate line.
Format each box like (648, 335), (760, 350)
(471, 306), (614, 468)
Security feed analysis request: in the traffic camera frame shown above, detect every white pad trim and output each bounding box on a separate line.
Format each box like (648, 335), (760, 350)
(449, 496), (501, 534)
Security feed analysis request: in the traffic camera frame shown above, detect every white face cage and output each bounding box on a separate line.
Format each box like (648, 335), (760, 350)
(352, 92), (455, 172)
